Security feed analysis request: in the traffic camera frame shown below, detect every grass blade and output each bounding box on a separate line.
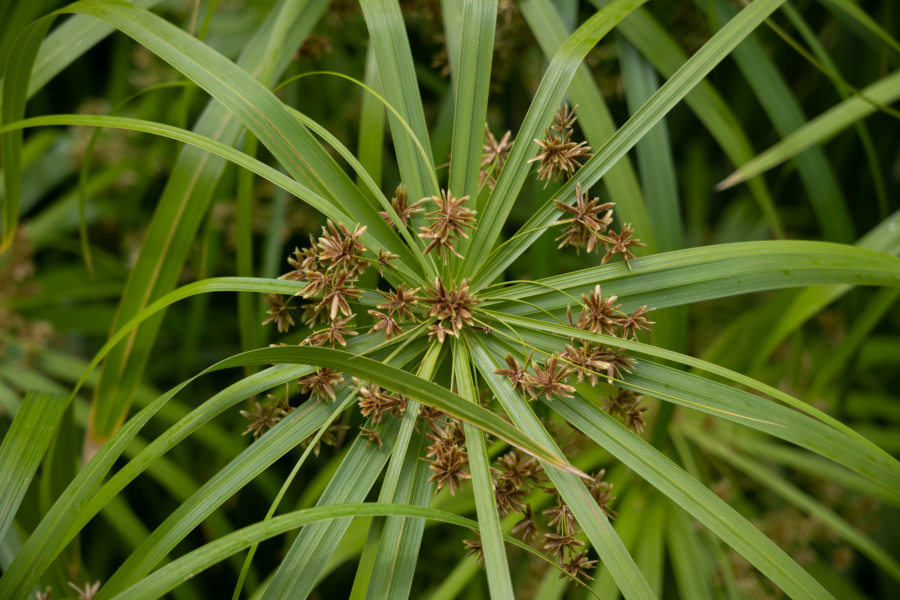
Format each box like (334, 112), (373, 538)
(448, 0), (497, 204)
(114, 503), (571, 600)
(687, 428), (900, 582)
(484, 240), (900, 315)
(589, 0), (783, 237)
(719, 69), (900, 189)
(455, 340), (515, 600)
(708, 0), (853, 242)
(0, 391), (67, 543)
(359, 0), (438, 201)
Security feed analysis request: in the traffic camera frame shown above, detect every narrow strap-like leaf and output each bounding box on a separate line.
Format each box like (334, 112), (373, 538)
(719, 69), (900, 189)
(448, 0), (497, 202)
(359, 0), (438, 201)
(455, 340), (515, 599)
(0, 391), (67, 544)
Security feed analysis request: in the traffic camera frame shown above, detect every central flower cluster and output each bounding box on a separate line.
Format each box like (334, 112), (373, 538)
(422, 278), (481, 343)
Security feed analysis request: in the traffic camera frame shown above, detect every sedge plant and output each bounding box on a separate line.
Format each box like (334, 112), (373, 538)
(1, 0), (899, 599)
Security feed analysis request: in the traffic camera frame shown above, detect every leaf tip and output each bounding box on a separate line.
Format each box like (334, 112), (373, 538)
(715, 172), (740, 191)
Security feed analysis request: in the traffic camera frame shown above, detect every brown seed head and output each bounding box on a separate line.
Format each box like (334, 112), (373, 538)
(380, 183), (427, 229)
(600, 223), (646, 271)
(262, 294), (295, 333)
(422, 278), (481, 340)
(418, 189), (476, 261)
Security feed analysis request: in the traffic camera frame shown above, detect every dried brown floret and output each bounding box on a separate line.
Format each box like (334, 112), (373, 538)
(418, 189), (476, 261)
(380, 183), (426, 228)
(493, 477), (527, 516)
(480, 124), (513, 189)
(576, 285), (621, 335)
(360, 426), (383, 450)
(358, 384), (407, 423)
(377, 284), (420, 320)
(373, 249), (399, 277)
(495, 450), (541, 490)
(558, 343), (611, 386)
(319, 314), (358, 347)
(594, 346), (636, 383)
(600, 222), (646, 272)
(495, 353), (533, 396)
(512, 505), (538, 541)
(527, 356), (575, 400)
(298, 368), (344, 403)
(300, 422), (348, 457)
(316, 220), (367, 275)
(552, 103), (578, 132)
(561, 550), (596, 581)
(67, 581), (101, 600)
(543, 499), (576, 533)
(262, 294), (295, 333)
(603, 389), (638, 419)
(428, 443), (471, 495)
(240, 400), (290, 439)
(625, 399), (649, 435)
(619, 305), (655, 340)
(316, 272), (362, 320)
(368, 310), (403, 340)
(529, 128), (591, 185)
(587, 469), (616, 519)
(554, 183), (614, 254)
(463, 537), (484, 565)
(542, 532), (584, 562)
(422, 278), (480, 340)
(297, 269), (327, 298)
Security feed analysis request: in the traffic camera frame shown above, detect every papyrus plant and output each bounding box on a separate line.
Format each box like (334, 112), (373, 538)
(1, 0), (899, 598)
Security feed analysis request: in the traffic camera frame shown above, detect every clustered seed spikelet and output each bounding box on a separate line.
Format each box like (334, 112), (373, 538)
(552, 183), (647, 271)
(529, 104), (592, 186)
(494, 284), (654, 436)
(380, 183), (426, 229)
(480, 123), (513, 189)
(418, 189), (476, 261)
(554, 183), (614, 254)
(240, 386), (294, 439)
(354, 379), (408, 423)
(426, 417), (471, 495)
(422, 278), (481, 342)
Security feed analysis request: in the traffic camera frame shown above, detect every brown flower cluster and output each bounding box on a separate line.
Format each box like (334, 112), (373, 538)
(368, 283), (421, 341)
(604, 389), (648, 435)
(480, 124), (513, 190)
(554, 184), (646, 270)
(494, 285), (653, 435)
(300, 421), (349, 457)
(417, 189), (476, 261)
(355, 379), (408, 423)
(529, 104), (592, 186)
(422, 278), (481, 343)
(425, 415), (471, 495)
(379, 183), (426, 229)
(240, 387), (294, 439)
